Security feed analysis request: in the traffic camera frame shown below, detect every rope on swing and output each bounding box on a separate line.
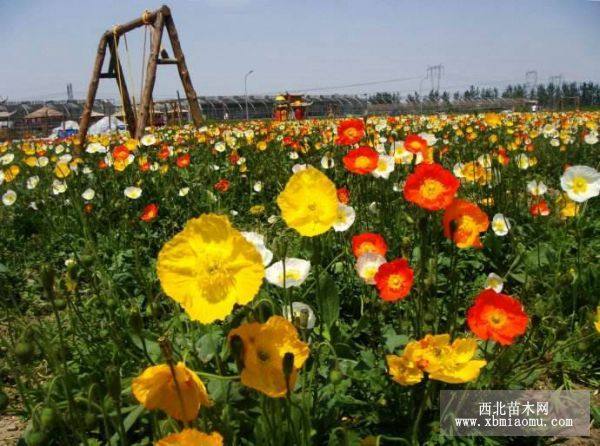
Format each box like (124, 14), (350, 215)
(111, 25), (128, 136)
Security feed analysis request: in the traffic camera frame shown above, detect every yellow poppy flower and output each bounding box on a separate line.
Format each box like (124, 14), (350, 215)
(387, 334), (486, 386)
(3, 165), (20, 182)
(228, 316), (309, 398)
(595, 307), (600, 333)
(132, 362), (211, 422)
(156, 429), (223, 446)
(157, 214), (264, 324)
(276, 166), (338, 237)
(54, 162), (71, 178)
(24, 156), (38, 167)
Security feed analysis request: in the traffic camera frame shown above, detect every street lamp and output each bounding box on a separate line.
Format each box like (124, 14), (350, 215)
(244, 70), (254, 120)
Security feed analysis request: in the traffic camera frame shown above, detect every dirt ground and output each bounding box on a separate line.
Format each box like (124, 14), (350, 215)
(0, 414), (25, 446)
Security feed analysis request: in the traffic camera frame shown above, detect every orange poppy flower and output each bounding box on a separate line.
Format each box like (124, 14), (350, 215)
(228, 316), (309, 398)
(442, 199), (489, 248)
(176, 153), (191, 168)
(343, 146), (379, 175)
(140, 203), (159, 222)
(335, 118), (365, 145)
(113, 145), (130, 161)
(156, 429), (223, 446)
(352, 233), (388, 258)
(530, 199), (550, 216)
(337, 187), (350, 204)
(158, 145), (171, 160)
(132, 362), (211, 422)
(403, 163), (460, 211)
(404, 134), (428, 155)
(374, 258), (414, 301)
(214, 179), (230, 192)
(467, 289), (528, 345)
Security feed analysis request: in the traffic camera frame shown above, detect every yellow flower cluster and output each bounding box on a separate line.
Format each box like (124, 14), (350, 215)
(386, 334), (486, 385)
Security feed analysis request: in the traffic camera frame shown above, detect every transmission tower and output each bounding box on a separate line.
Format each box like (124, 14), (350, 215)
(426, 64), (443, 92)
(549, 75), (563, 86)
(525, 70), (538, 90)
(67, 83), (74, 101)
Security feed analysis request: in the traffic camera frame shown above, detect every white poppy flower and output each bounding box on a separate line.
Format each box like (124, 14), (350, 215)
(52, 180), (67, 195)
(81, 188), (95, 201)
(124, 186), (142, 199)
(372, 155), (395, 179)
(265, 258), (311, 288)
(526, 180), (547, 196)
(560, 165), (600, 203)
(453, 162), (465, 178)
(86, 142), (107, 154)
(292, 163), (307, 173)
(230, 210), (238, 216)
(583, 132), (598, 145)
(333, 204), (356, 232)
(242, 231), (273, 266)
(37, 156), (49, 167)
(418, 132), (438, 146)
(491, 213), (511, 236)
(141, 134), (157, 146)
(477, 154), (492, 168)
(282, 302), (316, 330)
(289, 151), (299, 160)
(214, 141), (226, 152)
(485, 273), (504, 293)
(29, 202), (38, 210)
(2, 189), (16, 206)
(321, 154), (335, 169)
(267, 215), (278, 224)
(178, 187), (190, 197)
(26, 176), (40, 190)
(253, 181), (263, 192)
(355, 253), (386, 285)
(0, 153), (14, 165)
(82, 166), (93, 175)
(59, 154), (72, 164)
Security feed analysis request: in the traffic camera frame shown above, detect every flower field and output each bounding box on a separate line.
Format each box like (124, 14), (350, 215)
(1, 112), (599, 445)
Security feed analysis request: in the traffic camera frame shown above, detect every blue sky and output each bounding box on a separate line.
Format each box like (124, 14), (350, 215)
(1, 0), (599, 101)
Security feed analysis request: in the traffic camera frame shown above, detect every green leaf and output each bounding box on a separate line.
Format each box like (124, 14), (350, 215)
(318, 272), (340, 329)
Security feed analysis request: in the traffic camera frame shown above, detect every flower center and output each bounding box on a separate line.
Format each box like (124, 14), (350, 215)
(388, 274), (404, 290)
(488, 311), (507, 327)
(355, 156), (371, 169)
(420, 179), (444, 199)
(344, 128), (358, 139)
(257, 349), (270, 362)
(571, 176), (588, 194)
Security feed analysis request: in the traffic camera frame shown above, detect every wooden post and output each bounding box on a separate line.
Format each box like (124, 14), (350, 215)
(164, 10), (203, 126)
(107, 38), (137, 137)
(78, 5), (201, 145)
(78, 34), (108, 146)
(136, 11), (165, 139)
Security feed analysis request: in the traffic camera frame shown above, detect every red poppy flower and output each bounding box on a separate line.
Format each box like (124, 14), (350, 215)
(530, 200), (550, 217)
(139, 161), (150, 172)
(214, 179), (230, 192)
(112, 145), (130, 161)
(352, 233), (388, 258)
(343, 146), (379, 175)
(467, 289), (528, 345)
(335, 118), (365, 145)
(98, 159), (108, 170)
(497, 148), (510, 166)
(403, 163), (460, 211)
(337, 187), (350, 204)
(176, 153), (191, 168)
(158, 145), (170, 160)
(374, 258), (414, 302)
(404, 135), (428, 154)
(442, 199), (489, 248)
(229, 152), (240, 165)
(140, 203), (158, 222)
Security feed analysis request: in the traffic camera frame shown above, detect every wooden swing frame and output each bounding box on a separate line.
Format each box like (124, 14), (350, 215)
(78, 5), (202, 144)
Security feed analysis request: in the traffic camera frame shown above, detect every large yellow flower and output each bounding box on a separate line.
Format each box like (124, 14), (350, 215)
(132, 362), (211, 422)
(228, 316), (309, 398)
(156, 429), (223, 446)
(157, 214), (264, 323)
(276, 167), (338, 236)
(386, 334), (486, 385)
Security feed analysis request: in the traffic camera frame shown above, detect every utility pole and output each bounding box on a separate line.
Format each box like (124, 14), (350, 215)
(525, 70), (537, 94)
(244, 70), (254, 120)
(67, 83), (73, 101)
(426, 64), (443, 92)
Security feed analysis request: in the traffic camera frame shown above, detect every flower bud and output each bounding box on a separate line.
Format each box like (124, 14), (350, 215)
(105, 366), (122, 402)
(229, 335), (245, 371)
